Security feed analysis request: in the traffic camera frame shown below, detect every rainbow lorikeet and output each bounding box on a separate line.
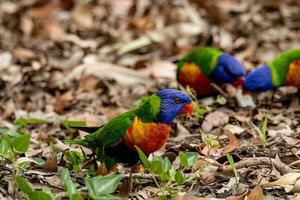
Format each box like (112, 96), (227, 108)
(244, 48), (300, 91)
(177, 47), (246, 96)
(65, 89), (193, 169)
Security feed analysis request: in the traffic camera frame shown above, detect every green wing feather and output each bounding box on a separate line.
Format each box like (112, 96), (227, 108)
(269, 48), (300, 86)
(65, 94), (161, 148)
(177, 47), (222, 77)
(85, 111), (134, 147)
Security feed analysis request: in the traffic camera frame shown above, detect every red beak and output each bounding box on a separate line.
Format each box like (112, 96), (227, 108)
(180, 103), (193, 115)
(233, 77), (245, 87)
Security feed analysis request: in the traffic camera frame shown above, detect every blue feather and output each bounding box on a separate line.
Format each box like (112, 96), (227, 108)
(210, 53), (245, 83)
(244, 65), (276, 91)
(156, 89), (191, 124)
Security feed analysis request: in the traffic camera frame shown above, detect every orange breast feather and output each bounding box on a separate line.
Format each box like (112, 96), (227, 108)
(179, 62), (217, 96)
(124, 117), (170, 155)
(286, 60), (300, 87)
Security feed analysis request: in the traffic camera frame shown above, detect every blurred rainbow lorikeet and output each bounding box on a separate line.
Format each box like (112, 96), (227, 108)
(244, 48), (300, 91)
(65, 89), (193, 169)
(177, 47), (246, 96)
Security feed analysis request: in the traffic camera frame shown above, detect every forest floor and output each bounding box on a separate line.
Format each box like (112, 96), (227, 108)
(0, 0), (300, 199)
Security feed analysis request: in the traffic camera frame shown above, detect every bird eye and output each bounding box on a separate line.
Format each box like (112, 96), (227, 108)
(174, 97), (181, 104)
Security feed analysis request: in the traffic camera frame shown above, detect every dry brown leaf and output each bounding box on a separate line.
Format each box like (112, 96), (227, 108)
(79, 75), (99, 92)
(118, 177), (133, 198)
(220, 132), (241, 154)
(247, 184), (264, 200)
(96, 163), (108, 176)
(202, 111), (229, 132)
(12, 48), (35, 62)
(54, 90), (74, 113)
(263, 173), (300, 192)
(44, 154), (58, 172)
(132, 164), (145, 173)
(71, 2), (94, 29)
(2, 100), (15, 120)
(65, 62), (152, 86)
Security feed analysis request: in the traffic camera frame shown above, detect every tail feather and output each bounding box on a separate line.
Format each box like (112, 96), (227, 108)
(69, 126), (103, 133)
(64, 139), (89, 147)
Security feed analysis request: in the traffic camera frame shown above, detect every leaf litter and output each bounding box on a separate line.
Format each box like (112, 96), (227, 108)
(0, 0), (300, 199)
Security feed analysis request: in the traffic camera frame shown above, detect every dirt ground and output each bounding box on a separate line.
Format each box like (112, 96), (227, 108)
(0, 0), (300, 199)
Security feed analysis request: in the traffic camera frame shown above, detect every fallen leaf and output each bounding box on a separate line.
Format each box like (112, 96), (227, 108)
(0, 52), (12, 70)
(79, 75), (100, 92)
(54, 90), (74, 113)
(247, 184), (264, 200)
(44, 154), (58, 172)
(65, 62), (153, 86)
(202, 111), (229, 132)
(224, 124), (245, 135)
(263, 173), (300, 192)
(235, 89), (256, 108)
(220, 132), (241, 154)
(96, 163), (108, 176)
(71, 2), (94, 29)
(12, 48), (35, 62)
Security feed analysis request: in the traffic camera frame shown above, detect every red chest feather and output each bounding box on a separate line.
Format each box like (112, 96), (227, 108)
(286, 60), (300, 87)
(178, 62), (218, 96)
(124, 117), (170, 155)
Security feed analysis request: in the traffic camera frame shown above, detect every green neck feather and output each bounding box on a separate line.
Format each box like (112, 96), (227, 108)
(269, 48), (300, 86)
(177, 47), (222, 76)
(135, 94), (161, 123)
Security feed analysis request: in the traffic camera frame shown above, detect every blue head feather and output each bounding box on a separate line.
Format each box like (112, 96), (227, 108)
(156, 89), (191, 124)
(244, 65), (276, 91)
(210, 53), (245, 83)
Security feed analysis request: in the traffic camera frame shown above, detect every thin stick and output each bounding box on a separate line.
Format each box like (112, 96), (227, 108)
(220, 157), (297, 175)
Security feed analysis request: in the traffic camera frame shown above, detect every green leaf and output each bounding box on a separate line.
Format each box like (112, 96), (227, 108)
(179, 152), (198, 167)
(226, 153), (239, 183)
(85, 174), (121, 198)
(94, 194), (121, 200)
(174, 171), (185, 185)
(71, 193), (84, 200)
(60, 168), (83, 200)
(12, 134), (30, 152)
(28, 190), (54, 200)
(15, 176), (34, 194)
(149, 160), (163, 174)
(162, 157), (171, 173)
(135, 146), (149, 168)
(0, 139), (12, 158)
(15, 118), (50, 127)
(261, 112), (268, 145)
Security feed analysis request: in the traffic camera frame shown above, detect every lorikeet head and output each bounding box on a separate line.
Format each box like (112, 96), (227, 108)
(156, 89), (192, 124)
(210, 53), (246, 83)
(244, 65), (276, 91)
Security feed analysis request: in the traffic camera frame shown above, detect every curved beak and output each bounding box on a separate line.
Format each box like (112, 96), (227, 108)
(233, 77), (245, 87)
(180, 103), (193, 115)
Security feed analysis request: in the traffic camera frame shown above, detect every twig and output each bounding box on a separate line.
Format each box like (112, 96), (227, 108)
(209, 82), (229, 98)
(220, 157), (298, 175)
(121, 173), (153, 180)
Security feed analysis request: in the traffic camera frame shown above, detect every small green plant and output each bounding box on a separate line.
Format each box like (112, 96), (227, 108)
(226, 153), (239, 183)
(202, 133), (220, 150)
(136, 146), (198, 199)
(15, 176), (57, 200)
(192, 102), (207, 119)
(0, 126), (33, 172)
(85, 174), (121, 200)
(64, 150), (86, 173)
(248, 112), (268, 146)
(61, 168), (84, 200)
